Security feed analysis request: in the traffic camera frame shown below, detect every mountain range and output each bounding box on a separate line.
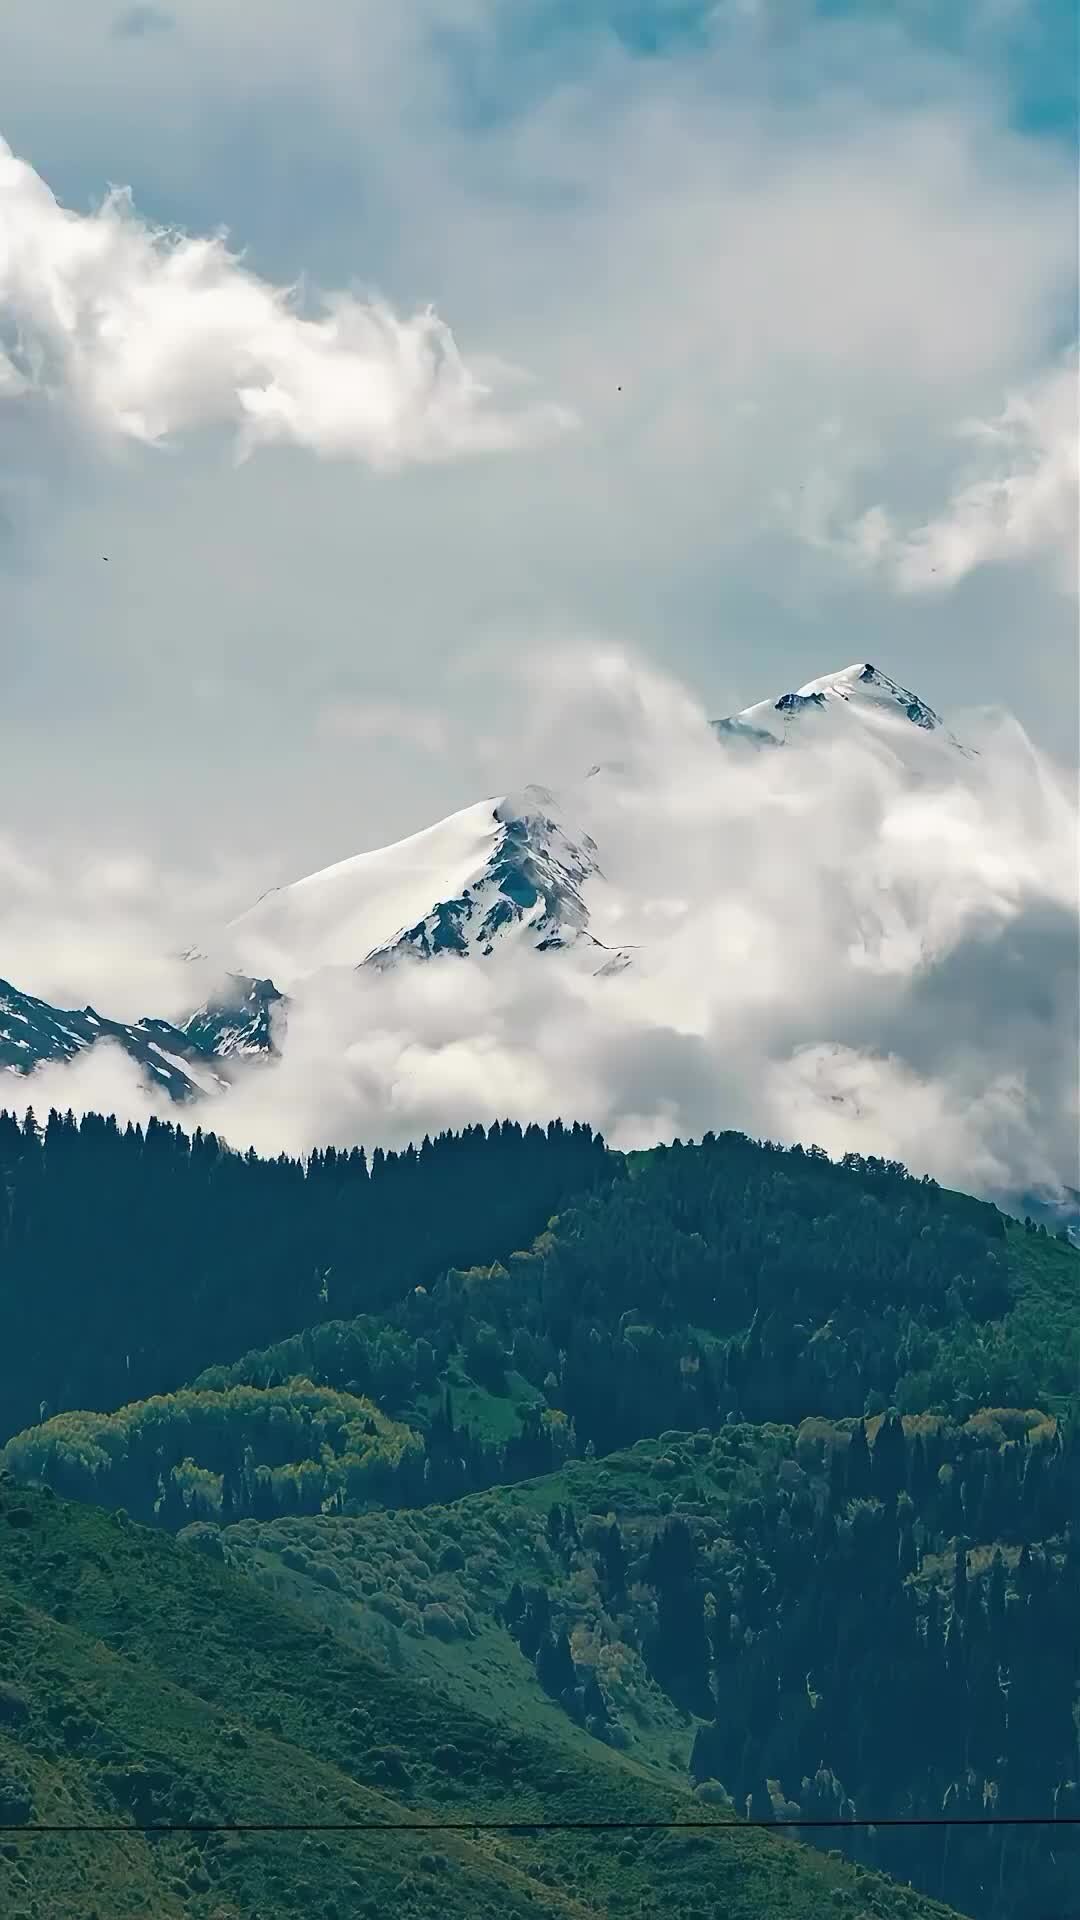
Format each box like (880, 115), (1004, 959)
(3, 657), (1075, 1235)
(0, 971), (282, 1102)
(0, 660), (975, 1078)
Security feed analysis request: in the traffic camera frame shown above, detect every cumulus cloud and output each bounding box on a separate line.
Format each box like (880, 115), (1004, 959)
(4, 646), (1076, 1215)
(0, 834), (262, 1021)
(1, 2), (1077, 861)
(890, 357), (1079, 594)
(763, 1046), (1061, 1204)
(820, 355), (1079, 596)
(0, 134), (575, 472)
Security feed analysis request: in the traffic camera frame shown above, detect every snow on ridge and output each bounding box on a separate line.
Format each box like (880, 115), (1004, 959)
(713, 660), (974, 756)
(793, 662), (943, 729)
(224, 797), (509, 981)
(220, 780), (619, 984)
(218, 660), (978, 990)
(361, 785), (609, 970)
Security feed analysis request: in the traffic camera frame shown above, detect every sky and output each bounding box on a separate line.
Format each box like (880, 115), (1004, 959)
(0, 0), (1077, 1196)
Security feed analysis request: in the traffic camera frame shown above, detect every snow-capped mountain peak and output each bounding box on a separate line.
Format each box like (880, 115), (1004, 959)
(712, 661), (975, 756)
(3, 659), (990, 1110)
(364, 784), (610, 969)
(216, 659), (967, 994)
(223, 783), (628, 985)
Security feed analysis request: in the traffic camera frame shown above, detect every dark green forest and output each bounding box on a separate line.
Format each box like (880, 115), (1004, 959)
(0, 1105), (607, 1438)
(0, 1104), (1076, 1920)
(182, 1133), (1077, 1463)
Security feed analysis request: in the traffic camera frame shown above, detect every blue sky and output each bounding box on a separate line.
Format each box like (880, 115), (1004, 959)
(404, 0), (1079, 147)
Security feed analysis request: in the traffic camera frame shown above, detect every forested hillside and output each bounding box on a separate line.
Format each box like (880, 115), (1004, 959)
(201, 1136), (1074, 1447)
(173, 1404), (1075, 1920)
(0, 1106), (607, 1438)
(0, 1475), (959, 1920)
(2, 1108), (1076, 1920)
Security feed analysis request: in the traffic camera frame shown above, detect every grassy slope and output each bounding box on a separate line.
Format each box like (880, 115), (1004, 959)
(0, 1479), (962, 1920)
(409, 1362), (543, 1444)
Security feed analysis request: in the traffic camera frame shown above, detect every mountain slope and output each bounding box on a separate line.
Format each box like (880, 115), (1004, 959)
(1, 780), (634, 1096)
(0, 973), (282, 1101)
(171, 971), (284, 1059)
(711, 660), (976, 757)
(0, 976), (216, 1099)
(223, 785), (631, 986)
(221, 660), (979, 989)
(3, 1123), (1075, 1919)
(0, 1475), (961, 1920)
(208, 1408), (1078, 1920)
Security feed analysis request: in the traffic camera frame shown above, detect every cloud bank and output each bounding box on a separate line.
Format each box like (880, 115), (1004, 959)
(5, 646), (1077, 1216)
(0, 134), (574, 470)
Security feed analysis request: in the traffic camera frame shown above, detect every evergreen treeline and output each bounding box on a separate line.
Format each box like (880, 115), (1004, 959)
(7, 1122), (1071, 1532)
(136, 1134), (1074, 1496)
(206, 1132), (1036, 1461)
(0, 1106), (608, 1439)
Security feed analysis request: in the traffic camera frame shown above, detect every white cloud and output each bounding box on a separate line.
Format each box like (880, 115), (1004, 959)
(0, 134), (575, 471)
(763, 1046), (1056, 1202)
(0, 6), (1077, 861)
(816, 355), (1079, 596)
(4, 645), (1076, 1213)
(889, 356), (1079, 594)
(0, 835), (261, 1020)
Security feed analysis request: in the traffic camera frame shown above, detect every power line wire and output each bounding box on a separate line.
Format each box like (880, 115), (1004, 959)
(6, 1816), (1078, 1835)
